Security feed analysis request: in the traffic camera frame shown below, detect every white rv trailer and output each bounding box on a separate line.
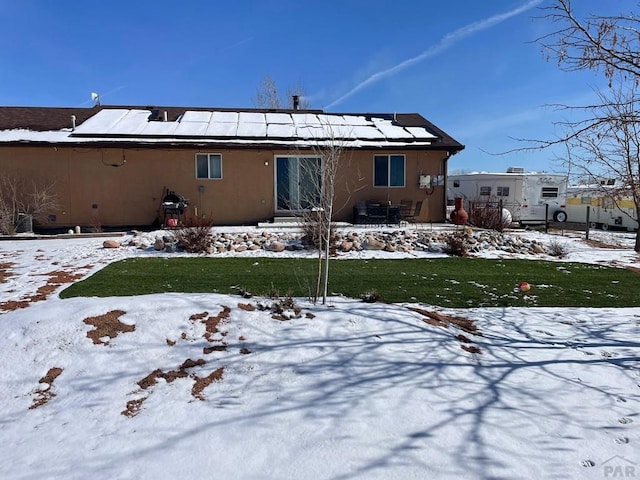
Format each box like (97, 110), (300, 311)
(565, 182), (638, 231)
(448, 167), (568, 225)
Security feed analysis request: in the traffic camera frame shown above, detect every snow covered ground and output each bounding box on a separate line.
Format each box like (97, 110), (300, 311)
(0, 226), (638, 480)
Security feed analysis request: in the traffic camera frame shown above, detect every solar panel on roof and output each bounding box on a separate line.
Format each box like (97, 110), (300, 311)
(174, 121), (208, 136)
(236, 121), (267, 137)
(211, 111), (238, 123)
(205, 122), (237, 136)
(238, 112), (266, 123)
(53, 108), (440, 145)
(108, 111), (151, 135)
(72, 108), (130, 134)
(265, 112), (293, 124)
(181, 111), (212, 122)
(405, 126), (437, 139)
(141, 121), (178, 135)
(267, 123), (296, 138)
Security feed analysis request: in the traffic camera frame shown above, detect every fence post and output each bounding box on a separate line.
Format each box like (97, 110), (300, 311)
(585, 206), (590, 241)
(545, 204), (549, 234)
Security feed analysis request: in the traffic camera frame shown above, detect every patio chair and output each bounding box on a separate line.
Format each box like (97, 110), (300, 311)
(353, 201), (369, 224)
(399, 200), (413, 221)
(403, 200), (422, 225)
(366, 201), (388, 224)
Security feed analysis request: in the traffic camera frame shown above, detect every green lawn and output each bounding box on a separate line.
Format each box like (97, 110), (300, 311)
(60, 257), (640, 307)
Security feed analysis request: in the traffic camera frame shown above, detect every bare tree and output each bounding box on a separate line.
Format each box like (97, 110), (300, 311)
(286, 120), (364, 304)
(0, 173), (60, 235)
(563, 85), (640, 247)
(532, 1), (640, 250)
(537, 0), (640, 85)
(253, 74), (281, 109)
(253, 74), (310, 109)
(294, 127), (349, 304)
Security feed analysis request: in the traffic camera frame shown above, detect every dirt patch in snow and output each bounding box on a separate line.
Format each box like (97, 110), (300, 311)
(192, 367), (224, 401)
(585, 239), (632, 249)
(190, 306), (230, 348)
(1, 269), (86, 312)
(29, 367), (63, 409)
(461, 344), (482, 354)
(121, 397), (146, 417)
(409, 306), (481, 335)
(123, 307), (239, 417)
(203, 306), (230, 340)
(83, 310), (135, 345)
(124, 358), (223, 416)
(0, 262), (14, 284)
(137, 359), (207, 388)
(408, 306), (483, 354)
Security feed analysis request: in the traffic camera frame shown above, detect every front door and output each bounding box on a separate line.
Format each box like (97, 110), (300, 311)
(276, 156), (322, 212)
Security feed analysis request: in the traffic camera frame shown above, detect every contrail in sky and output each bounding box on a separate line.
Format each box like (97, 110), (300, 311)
(325, 0), (544, 110)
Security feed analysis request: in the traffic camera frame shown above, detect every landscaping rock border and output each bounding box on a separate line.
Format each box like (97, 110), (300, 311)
(121, 228), (550, 257)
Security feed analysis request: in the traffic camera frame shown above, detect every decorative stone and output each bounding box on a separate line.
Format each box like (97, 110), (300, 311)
(267, 241), (286, 252)
(340, 241), (353, 252)
(103, 239), (120, 249)
(363, 236), (385, 250)
(383, 243), (396, 252)
(154, 238), (165, 251)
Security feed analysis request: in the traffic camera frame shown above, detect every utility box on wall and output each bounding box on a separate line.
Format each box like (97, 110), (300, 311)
(419, 175), (431, 189)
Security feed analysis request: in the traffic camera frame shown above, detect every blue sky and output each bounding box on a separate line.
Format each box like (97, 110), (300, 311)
(0, 0), (626, 173)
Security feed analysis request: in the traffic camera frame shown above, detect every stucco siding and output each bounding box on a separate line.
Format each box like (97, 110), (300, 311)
(1, 145), (448, 228)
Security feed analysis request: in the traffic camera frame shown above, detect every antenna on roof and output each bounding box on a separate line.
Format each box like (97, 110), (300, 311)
(91, 92), (101, 106)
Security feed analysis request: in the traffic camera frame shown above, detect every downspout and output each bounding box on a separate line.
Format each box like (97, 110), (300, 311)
(443, 151), (450, 222)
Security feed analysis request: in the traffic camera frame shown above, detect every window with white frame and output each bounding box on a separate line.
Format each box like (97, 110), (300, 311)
(479, 186), (491, 196)
(196, 153), (222, 179)
(496, 186), (510, 197)
(374, 155), (405, 187)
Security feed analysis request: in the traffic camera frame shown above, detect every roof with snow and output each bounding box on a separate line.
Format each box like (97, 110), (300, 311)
(0, 105), (464, 151)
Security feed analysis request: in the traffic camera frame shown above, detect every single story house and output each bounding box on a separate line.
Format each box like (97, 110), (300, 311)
(0, 104), (464, 230)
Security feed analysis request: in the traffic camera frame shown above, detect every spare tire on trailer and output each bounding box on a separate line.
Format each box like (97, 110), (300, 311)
(553, 210), (567, 222)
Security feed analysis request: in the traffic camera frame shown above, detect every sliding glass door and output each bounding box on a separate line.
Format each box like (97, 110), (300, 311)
(276, 156), (322, 211)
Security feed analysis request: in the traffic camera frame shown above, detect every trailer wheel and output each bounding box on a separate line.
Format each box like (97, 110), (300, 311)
(553, 210), (567, 222)
(589, 222), (597, 229)
(601, 223), (609, 231)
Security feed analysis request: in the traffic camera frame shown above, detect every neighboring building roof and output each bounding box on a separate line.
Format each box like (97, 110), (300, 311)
(0, 105), (464, 152)
(448, 171), (567, 178)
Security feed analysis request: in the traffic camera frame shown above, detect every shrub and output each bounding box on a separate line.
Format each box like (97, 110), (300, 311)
(361, 290), (381, 303)
(547, 239), (570, 258)
(0, 173), (60, 235)
(469, 204), (512, 232)
(174, 216), (214, 253)
(443, 232), (469, 257)
(300, 221), (338, 250)
(257, 295), (302, 320)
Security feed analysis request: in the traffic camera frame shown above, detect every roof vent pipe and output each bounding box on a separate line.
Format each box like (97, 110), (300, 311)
(292, 95), (300, 110)
(71, 115), (76, 131)
(163, 111), (168, 122)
